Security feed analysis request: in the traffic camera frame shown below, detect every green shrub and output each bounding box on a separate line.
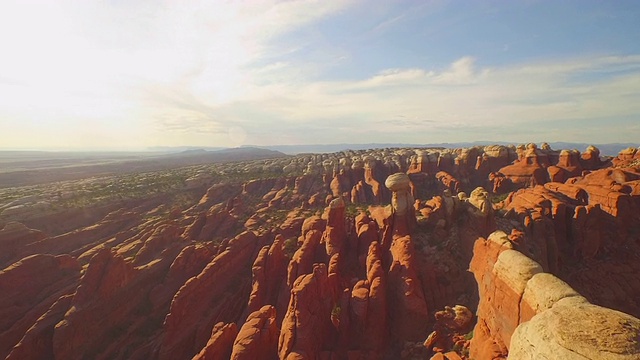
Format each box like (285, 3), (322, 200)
(283, 237), (298, 258)
(331, 304), (341, 317)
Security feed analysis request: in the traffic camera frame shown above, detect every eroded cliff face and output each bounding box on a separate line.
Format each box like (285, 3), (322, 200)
(0, 144), (638, 360)
(469, 231), (640, 360)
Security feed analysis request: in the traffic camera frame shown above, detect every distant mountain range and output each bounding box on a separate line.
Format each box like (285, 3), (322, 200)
(147, 146), (228, 153)
(0, 147), (287, 188)
(5, 141), (633, 158)
(234, 142), (637, 156)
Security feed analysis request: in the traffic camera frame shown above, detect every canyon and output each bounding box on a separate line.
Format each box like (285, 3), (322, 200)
(1, 144), (639, 359)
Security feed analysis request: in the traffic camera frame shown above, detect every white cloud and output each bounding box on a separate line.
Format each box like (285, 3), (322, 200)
(223, 54), (640, 144)
(0, 0), (639, 149)
(432, 56), (482, 85)
(0, 0), (357, 149)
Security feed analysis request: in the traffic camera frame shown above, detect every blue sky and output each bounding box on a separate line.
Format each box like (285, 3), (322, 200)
(0, 0), (639, 150)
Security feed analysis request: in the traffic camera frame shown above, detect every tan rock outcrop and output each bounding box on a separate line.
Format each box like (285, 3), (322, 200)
(510, 297), (640, 360)
(470, 230), (640, 360)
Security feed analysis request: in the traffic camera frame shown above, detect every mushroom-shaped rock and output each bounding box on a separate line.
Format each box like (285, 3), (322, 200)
(385, 172), (411, 192)
(385, 173), (414, 217)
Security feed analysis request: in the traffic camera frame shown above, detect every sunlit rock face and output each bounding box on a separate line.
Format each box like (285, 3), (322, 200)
(385, 173), (414, 216)
(1, 142), (638, 360)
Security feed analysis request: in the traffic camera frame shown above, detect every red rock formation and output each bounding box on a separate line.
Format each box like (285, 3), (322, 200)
(182, 213), (207, 240)
(0, 254), (80, 359)
(435, 171), (462, 194)
(494, 144), (549, 192)
(354, 213), (380, 273)
(424, 305), (473, 354)
(612, 146), (640, 167)
(277, 211), (306, 240)
(571, 204), (603, 259)
(473, 153), (500, 189)
(245, 237), (286, 317)
(572, 168), (639, 219)
(0, 222), (47, 268)
(363, 156), (383, 204)
(278, 264), (335, 359)
(469, 232), (531, 359)
(543, 182), (588, 203)
(408, 150), (439, 174)
(5, 201), (126, 238)
(437, 152), (455, 174)
(159, 231), (258, 360)
(547, 149), (583, 183)
(6, 294), (74, 360)
(322, 197), (347, 258)
(385, 173), (417, 237)
(300, 215), (326, 240)
(2, 144), (640, 360)
(194, 203), (240, 241)
(196, 183), (242, 211)
(580, 145), (607, 170)
(287, 229), (323, 288)
(17, 209), (139, 262)
(452, 187), (498, 263)
(292, 174), (327, 206)
(330, 169), (352, 198)
(193, 322), (238, 360)
(134, 223), (182, 265)
(503, 175), (640, 318)
(453, 147), (482, 180)
(362, 241), (388, 352)
(149, 244), (215, 310)
(351, 180), (368, 204)
(430, 351), (465, 360)
(470, 230), (640, 360)
(260, 178), (287, 205)
(230, 305), (278, 360)
(503, 186), (560, 272)
(242, 178), (278, 198)
(388, 235), (429, 341)
(350, 280), (370, 342)
(481, 145), (513, 172)
(419, 196), (447, 229)
(52, 248), (143, 360)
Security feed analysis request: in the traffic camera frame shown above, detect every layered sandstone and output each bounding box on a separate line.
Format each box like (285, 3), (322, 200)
(470, 230), (640, 360)
(0, 143), (638, 360)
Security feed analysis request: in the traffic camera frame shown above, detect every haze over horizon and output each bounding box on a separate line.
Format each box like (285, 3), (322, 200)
(1, 0), (639, 151)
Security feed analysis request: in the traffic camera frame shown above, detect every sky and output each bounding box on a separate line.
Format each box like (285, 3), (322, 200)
(1, 0), (639, 150)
